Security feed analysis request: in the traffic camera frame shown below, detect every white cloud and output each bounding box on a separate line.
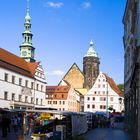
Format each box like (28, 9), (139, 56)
(47, 70), (64, 76)
(46, 2), (63, 8)
(81, 2), (91, 9)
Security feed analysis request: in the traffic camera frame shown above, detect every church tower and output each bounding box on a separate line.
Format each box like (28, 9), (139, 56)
(20, 0), (35, 62)
(83, 40), (100, 90)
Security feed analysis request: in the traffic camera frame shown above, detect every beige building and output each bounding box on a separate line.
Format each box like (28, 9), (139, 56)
(45, 83), (81, 112)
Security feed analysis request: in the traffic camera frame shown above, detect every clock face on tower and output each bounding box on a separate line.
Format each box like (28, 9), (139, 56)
(22, 51), (27, 56)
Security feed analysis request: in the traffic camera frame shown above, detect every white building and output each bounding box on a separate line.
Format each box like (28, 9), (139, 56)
(0, 48), (46, 109)
(0, 1), (46, 109)
(84, 72), (124, 113)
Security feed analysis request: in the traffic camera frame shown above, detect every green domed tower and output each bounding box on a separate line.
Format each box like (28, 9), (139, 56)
(20, 0), (35, 62)
(83, 40), (100, 90)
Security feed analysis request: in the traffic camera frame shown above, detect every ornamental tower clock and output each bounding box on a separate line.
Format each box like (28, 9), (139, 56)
(83, 40), (100, 90)
(19, 0), (35, 62)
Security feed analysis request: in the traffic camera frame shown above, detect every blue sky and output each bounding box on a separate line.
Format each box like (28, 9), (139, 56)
(0, 0), (126, 85)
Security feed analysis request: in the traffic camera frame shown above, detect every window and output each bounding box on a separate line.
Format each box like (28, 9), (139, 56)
(31, 97), (34, 104)
(87, 97), (90, 100)
(36, 84), (39, 90)
(87, 104), (90, 108)
(19, 78), (22, 86)
(12, 93), (15, 101)
(100, 105), (106, 109)
(25, 96), (28, 103)
(98, 85), (100, 88)
(4, 73), (8, 81)
(12, 75), (15, 84)
(19, 95), (22, 102)
(41, 99), (43, 105)
(92, 104), (95, 108)
(59, 101), (61, 104)
(31, 82), (34, 89)
(103, 85), (105, 88)
(62, 94), (64, 98)
(92, 97), (95, 101)
(41, 85), (43, 91)
(4, 91), (8, 100)
(36, 98), (38, 105)
(63, 101), (65, 105)
(25, 80), (28, 87)
(110, 97), (113, 101)
(100, 97), (106, 101)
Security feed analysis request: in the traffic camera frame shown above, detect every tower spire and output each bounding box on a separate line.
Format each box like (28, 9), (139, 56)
(85, 40), (98, 57)
(19, 0), (35, 62)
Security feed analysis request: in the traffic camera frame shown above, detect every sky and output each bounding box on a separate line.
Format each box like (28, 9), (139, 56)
(0, 0), (126, 85)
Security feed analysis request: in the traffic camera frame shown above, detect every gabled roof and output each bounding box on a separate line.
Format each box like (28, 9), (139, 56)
(0, 48), (39, 78)
(103, 73), (123, 97)
(62, 63), (84, 80)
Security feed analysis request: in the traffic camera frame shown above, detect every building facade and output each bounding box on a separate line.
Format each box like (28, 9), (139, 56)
(46, 84), (81, 112)
(83, 40), (100, 90)
(123, 0), (140, 139)
(84, 72), (124, 113)
(0, 49), (46, 109)
(0, 1), (46, 110)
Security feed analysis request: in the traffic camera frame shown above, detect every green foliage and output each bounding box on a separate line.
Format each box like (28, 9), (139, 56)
(117, 84), (124, 93)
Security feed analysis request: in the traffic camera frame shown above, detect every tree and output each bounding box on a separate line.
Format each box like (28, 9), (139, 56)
(117, 84), (124, 93)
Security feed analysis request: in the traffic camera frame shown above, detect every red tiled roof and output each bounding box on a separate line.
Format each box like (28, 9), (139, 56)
(0, 48), (39, 78)
(0, 48), (29, 72)
(103, 73), (124, 97)
(27, 62), (40, 76)
(46, 86), (70, 100)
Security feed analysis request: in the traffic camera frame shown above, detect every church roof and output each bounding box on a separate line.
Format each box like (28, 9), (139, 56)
(85, 40), (98, 57)
(0, 48), (39, 78)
